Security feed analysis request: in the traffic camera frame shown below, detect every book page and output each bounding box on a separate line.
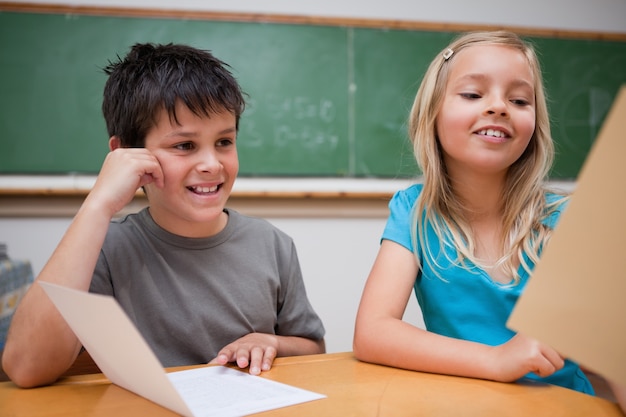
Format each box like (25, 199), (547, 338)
(168, 366), (325, 417)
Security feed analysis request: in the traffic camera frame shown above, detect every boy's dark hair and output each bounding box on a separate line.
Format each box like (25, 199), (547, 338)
(102, 43), (246, 147)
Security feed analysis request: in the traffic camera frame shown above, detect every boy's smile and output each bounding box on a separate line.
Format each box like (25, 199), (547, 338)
(143, 102), (239, 238)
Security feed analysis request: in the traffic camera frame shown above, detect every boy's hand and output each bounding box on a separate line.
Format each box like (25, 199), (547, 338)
(209, 333), (279, 375)
(88, 148), (164, 217)
(488, 333), (565, 382)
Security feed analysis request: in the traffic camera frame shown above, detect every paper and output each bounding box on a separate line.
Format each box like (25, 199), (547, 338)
(168, 366), (324, 417)
(40, 281), (325, 416)
(507, 85), (626, 386)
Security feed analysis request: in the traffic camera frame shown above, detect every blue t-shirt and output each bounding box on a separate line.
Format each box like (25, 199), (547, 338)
(382, 184), (593, 394)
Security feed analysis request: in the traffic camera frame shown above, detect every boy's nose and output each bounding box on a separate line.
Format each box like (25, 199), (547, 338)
(196, 150), (221, 173)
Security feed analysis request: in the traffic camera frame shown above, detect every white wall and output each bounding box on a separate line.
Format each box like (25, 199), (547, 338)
(7, 0), (626, 33)
(0, 213), (417, 354)
(0, 0), (616, 353)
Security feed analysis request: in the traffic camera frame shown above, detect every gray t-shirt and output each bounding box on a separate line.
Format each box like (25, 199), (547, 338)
(90, 208), (325, 367)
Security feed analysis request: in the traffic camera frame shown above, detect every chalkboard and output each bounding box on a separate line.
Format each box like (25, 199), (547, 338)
(1, 10), (625, 179)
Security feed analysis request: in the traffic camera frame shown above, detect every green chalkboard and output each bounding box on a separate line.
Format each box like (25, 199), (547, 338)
(1, 11), (625, 179)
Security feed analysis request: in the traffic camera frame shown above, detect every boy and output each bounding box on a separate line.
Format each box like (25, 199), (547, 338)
(2, 43), (325, 388)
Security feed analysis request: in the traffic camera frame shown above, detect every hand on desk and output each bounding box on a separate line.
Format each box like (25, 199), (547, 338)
(209, 333), (278, 376)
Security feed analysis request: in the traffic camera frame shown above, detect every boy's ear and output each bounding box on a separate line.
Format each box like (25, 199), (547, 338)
(109, 136), (122, 151)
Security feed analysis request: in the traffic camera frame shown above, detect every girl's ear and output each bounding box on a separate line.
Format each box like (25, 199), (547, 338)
(108, 136), (122, 151)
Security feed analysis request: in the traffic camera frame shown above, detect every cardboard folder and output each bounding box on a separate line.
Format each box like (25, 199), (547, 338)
(508, 85), (626, 386)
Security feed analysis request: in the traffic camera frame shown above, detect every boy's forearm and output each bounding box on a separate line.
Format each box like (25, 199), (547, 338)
(2, 199), (113, 387)
(2, 285), (83, 387)
(276, 336), (326, 357)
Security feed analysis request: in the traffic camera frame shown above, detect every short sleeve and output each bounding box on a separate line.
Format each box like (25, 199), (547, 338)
(381, 184), (423, 253)
(89, 251), (114, 295)
(542, 192), (569, 229)
(275, 239), (326, 340)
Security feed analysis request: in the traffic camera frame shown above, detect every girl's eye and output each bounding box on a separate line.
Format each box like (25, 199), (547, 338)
(511, 98), (531, 106)
(460, 92), (481, 99)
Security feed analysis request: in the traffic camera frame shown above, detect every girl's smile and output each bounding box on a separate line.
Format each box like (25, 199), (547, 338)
(436, 44), (536, 179)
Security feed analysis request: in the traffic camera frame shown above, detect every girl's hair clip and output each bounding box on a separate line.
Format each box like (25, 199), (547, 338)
(443, 48), (454, 60)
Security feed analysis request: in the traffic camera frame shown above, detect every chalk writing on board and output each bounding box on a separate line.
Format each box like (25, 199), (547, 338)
(273, 125), (339, 148)
(265, 95), (336, 122)
(240, 94), (339, 149)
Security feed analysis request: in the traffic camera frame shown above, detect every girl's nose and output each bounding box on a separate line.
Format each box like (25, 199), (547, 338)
(485, 96), (509, 117)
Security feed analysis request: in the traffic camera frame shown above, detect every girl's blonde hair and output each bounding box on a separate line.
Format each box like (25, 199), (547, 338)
(408, 30), (564, 284)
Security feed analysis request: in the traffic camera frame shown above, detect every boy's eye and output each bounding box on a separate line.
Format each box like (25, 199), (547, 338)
(174, 142), (194, 151)
(217, 138), (235, 147)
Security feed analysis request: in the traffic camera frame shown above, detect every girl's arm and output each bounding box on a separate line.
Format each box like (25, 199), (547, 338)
(353, 240), (564, 382)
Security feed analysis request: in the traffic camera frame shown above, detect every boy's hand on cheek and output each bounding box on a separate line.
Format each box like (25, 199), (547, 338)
(89, 148), (164, 216)
(209, 333), (279, 375)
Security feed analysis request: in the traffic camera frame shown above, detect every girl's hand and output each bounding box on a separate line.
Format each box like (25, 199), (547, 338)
(488, 333), (564, 382)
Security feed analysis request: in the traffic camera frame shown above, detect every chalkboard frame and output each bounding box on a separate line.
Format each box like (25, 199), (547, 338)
(1, 2), (625, 181)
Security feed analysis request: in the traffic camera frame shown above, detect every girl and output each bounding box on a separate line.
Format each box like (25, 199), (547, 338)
(353, 31), (594, 394)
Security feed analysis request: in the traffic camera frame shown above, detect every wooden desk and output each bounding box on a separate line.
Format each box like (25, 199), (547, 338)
(0, 352), (622, 417)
